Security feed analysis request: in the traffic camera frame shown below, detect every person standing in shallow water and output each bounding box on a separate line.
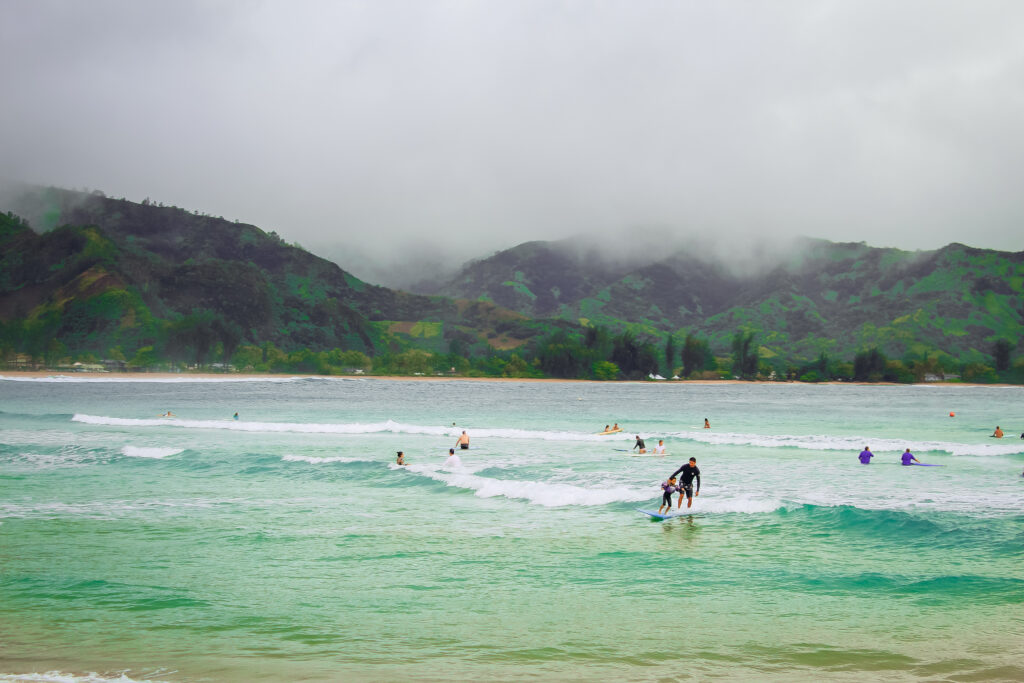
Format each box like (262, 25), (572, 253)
(455, 431), (470, 450)
(444, 448), (462, 468)
(901, 448), (920, 466)
(858, 446), (873, 464)
(704, 418), (710, 429)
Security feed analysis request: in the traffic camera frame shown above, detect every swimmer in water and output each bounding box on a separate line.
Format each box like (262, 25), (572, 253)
(444, 448), (462, 468)
(159, 411), (175, 418)
(704, 418), (710, 429)
(653, 439), (666, 455)
(396, 451), (406, 466)
(992, 426), (1004, 438)
(858, 446), (873, 464)
(901, 448), (920, 466)
(455, 431), (470, 450)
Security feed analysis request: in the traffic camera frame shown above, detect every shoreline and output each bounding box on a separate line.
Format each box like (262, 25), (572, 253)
(0, 370), (1019, 388)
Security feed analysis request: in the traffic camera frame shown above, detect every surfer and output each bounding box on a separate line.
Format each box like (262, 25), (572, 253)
(658, 477), (678, 514)
(444, 448), (462, 468)
(900, 448), (920, 466)
(858, 446), (873, 464)
(992, 426), (1004, 438)
(613, 423), (620, 431)
(455, 431), (470, 450)
(653, 439), (666, 455)
(159, 411), (175, 418)
(704, 418), (710, 429)
(233, 412), (239, 421)
(604, 424), (611, 432)
(671, 457), (701, 509)
(633, 435), (646, 454)
(396, 451), (406, 466)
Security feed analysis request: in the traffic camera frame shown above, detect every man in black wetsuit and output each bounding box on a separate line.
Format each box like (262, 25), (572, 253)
(633, 435), (646, 454)
(671, 457), (701, 509)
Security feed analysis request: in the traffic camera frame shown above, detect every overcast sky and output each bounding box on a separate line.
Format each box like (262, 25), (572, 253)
(3, 0), (1024, 284)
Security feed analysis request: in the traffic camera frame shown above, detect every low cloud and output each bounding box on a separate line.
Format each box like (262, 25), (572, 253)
(3, 1), (1023, 286)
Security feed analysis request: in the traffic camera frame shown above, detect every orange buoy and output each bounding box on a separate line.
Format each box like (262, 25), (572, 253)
(949, 412), (955, 417)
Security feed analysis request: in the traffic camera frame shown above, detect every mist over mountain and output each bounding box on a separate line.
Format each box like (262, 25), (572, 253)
(422, 235), (1024, 363)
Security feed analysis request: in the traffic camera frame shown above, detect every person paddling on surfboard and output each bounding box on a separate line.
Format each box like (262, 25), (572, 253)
(455, 431), (470, 450)
(992, 426), (1004, 438)
(900, 448), (920, 466)
(653, 439), (666, 455)
(858, 446), (873, 464)
(671, 457), (701, 509)
(633, 435), (646, 454)
(658, 477), (678, 514)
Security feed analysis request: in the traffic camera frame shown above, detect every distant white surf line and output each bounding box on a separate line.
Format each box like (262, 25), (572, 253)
(121, 446), (183, 459)
(0, 672), (171, 683)
(71, 414), (1022, 456)
(1, 374), (361, 384)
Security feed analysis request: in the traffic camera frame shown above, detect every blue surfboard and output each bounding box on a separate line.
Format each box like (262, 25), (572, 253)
(637, 508), (689, 520)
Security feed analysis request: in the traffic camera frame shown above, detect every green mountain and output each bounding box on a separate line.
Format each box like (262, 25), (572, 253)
(0, 188), (554, 366)
(429, 237), (1024, 364)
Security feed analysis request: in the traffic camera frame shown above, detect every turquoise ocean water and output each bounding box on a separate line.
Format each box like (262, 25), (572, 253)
(1, 376), (1022, 682)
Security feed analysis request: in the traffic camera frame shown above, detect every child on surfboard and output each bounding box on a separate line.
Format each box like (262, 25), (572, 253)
(658, 477), (679, 515)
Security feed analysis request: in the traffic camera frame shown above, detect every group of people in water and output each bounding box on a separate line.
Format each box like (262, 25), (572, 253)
(857, 446), (923, 465)
(395, 430), (472, 467)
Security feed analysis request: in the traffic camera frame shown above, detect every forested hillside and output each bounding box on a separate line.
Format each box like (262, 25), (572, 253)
(0, 188), (554, 372)
(2, 187), (1021, 382)
(429, 236), (1024, 366)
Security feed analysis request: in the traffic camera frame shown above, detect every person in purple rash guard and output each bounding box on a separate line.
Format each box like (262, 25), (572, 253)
(901, 448), (920, 466)
(658, 477), (678, 515)
(858, 446), (873, 464)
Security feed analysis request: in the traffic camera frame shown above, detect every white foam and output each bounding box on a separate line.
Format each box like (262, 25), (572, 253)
(0, 672), (169, 683)
(281, 454), (365, 464)
(121, 446), (183, 459)
(403, 463), (649, 507)
(69, 415), (1024, 456)
(72, 415), (458, 436)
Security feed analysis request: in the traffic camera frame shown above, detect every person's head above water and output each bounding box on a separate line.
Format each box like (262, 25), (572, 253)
(449, 448), (454, 454)
(689, 457), (696, 464)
